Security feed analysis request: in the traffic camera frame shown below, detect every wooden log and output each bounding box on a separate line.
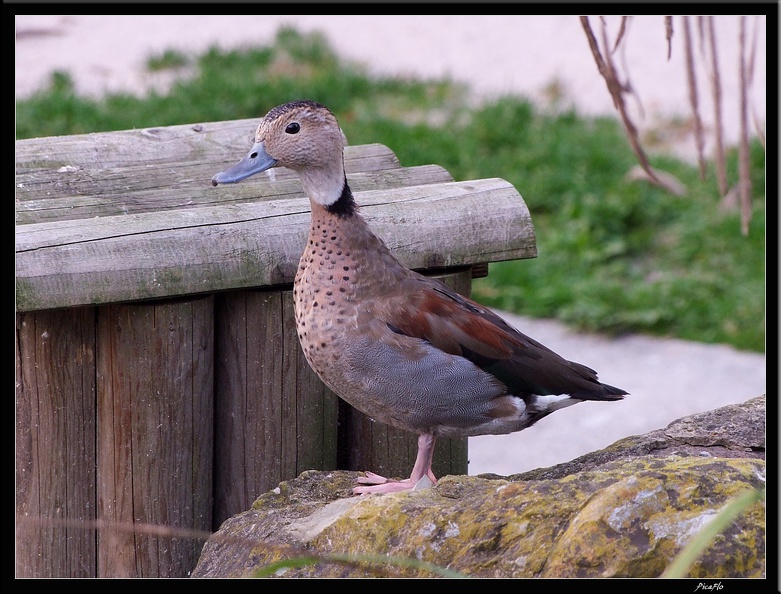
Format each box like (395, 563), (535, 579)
(15, 165), (453, 224)
(15, 307), (97, 577)
(16, 178), (536, 312)
(15, 121), (411, 223)
(96, 296), (213, 577)
(15, 120), (399, 176)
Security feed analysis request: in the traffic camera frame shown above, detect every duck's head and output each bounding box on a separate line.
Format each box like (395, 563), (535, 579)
(212, 100), (348, 207)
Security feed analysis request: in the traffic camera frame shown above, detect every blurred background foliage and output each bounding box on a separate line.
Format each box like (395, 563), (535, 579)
(16, 27), (766, 352)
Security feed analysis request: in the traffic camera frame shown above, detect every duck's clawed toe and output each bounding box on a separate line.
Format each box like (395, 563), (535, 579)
(353, 470), (437, 494)
(353, 477), (416, 494)
(355, 471), (392, 486)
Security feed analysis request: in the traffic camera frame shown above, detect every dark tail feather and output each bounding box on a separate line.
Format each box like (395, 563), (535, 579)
(602, 383), (628, 398)
(571, 382), (628, 401)
(594, 382), (628, 400)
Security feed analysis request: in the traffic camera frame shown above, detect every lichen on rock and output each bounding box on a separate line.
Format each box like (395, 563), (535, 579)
(192, 395), (765, 578)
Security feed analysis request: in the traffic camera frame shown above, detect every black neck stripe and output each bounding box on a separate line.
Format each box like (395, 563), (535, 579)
(327, 178), (357, 218)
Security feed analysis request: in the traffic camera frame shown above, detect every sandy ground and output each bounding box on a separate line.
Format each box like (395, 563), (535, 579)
(15, 15), (767, 475)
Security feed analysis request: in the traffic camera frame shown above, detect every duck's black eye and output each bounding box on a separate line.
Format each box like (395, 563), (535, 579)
(285, 122), (300, 134)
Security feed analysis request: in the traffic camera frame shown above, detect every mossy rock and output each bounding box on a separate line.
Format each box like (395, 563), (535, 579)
(192, 396), (765, 578)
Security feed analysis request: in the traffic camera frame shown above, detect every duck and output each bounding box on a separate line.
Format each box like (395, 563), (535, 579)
(212, 99), (628, 494)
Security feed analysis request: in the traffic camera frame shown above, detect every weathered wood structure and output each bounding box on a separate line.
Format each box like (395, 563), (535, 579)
(15, 118), (537, 577)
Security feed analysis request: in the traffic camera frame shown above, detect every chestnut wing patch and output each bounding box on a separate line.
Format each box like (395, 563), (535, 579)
(386, 278), (624, 399)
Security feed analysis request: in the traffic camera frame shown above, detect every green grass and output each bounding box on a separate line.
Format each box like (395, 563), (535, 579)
(145, 48), (190, 71)
(15, 27), (766, 353)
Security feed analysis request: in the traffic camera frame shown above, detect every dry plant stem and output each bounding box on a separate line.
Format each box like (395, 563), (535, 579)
(738, 16), (752, 236)
(683, 16), (707, 181)
(746, 16), (765, 148)
(704, 16), (729, 197)
(580, 16), (680, 194)
(19, 514), (383, 575)
(18, 514), (214, 541)
(616, 19), (645, 121)
(580, 18), (653, 180)
(751, 112), (766, 149)
(745, 16), (758, 95)
(665, 16), (674, 60)
(613, 16), (629, 51)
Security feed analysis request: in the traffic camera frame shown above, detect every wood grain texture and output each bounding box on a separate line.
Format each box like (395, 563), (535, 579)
(16, 178), (535, 311)
(16, 124), (536, 312)
(15, 120), (400, 175)
(15, 308), (97, 577)
(15, 166), (452, 223)
(213, 288), (341, 527)
(15, 123), (408, 223)
(96, 297), (213, 577)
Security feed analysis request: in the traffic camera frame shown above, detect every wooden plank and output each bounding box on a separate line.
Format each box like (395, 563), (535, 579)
(213, 290), (287, 527)
(15, 165), (453, 224)
(16, 178), (536, 312)
(15, 308), (97, 577)
(15, 131), (404, 222)
(342, 269), (470, 481)
(213, 288), (339, 527)
(15, 118), (400, 175)
(96, 297), (213, 577)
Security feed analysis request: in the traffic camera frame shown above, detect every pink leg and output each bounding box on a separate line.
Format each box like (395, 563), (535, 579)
(354, 434), (438, 494)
